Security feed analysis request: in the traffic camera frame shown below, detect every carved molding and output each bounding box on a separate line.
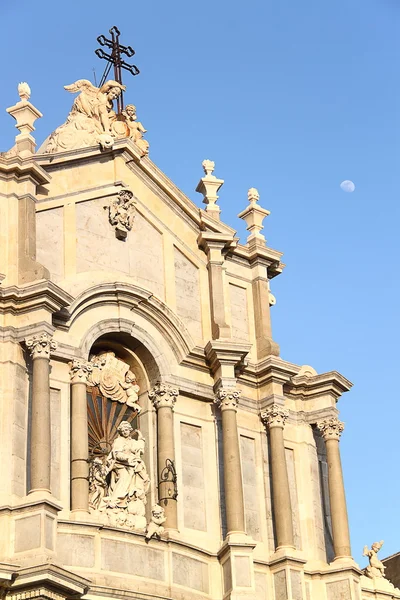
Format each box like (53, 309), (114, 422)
(25, 333), (57, 359)
(215, 387), (241, 411)
(69, 359), (93, 385)
(261, 404), (288, 429)
(317, 416), (344, 441)
(148, 382), (179, 410)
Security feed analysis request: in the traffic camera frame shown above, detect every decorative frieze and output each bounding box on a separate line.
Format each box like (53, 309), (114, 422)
(25, 333), (57, 359)
(148, 382), (179, 410)
(69, 359), (92, 384)
(215, 387), (241, 411)
(317, 417), (344, 441)
(261, 404), (288, 429)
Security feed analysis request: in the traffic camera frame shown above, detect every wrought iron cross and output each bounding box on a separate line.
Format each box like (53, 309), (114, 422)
(95, 26), (140, 114)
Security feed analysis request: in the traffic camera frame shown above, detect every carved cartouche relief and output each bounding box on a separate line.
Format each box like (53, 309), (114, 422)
(107, 188), (137, 240)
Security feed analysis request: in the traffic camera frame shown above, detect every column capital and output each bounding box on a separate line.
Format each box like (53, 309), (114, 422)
(261, 404), (288, 429)
(25, 332), (57, 360)
(215, 387), (241, 411)
(69, 359), (93, 385)
(317, 416), (344, 441)
(149, 382), (179, 410)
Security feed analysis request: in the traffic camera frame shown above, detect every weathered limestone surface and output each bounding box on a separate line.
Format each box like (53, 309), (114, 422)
(36, 208), (64, 280)
(172, 553), (209, 593)
(174, 247), (202, 342)
(240, 435), (261, 540)
(229, 283), (250, 342)
(57, 533), (95, 567)
(181, 422), (206, 531)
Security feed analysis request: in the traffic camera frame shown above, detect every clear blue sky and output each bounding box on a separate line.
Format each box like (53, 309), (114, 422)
(1, 0), (399, 566)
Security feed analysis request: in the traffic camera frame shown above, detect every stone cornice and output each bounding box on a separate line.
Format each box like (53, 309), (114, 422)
(285, 370), (353, 402)
(8, 563), (90, 597)
(0, 280), (73, 315)
(0, 155), (50, 186)
(205, 340), (251, 378)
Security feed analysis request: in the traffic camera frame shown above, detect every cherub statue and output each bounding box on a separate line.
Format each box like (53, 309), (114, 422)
(44, 79), (125, 153)
(122, 104), (149, 155)
(89, 457), (108, 511)
(120, 370), (141, 412)
(363, 540), (386, 579)
(145, 504), (166, 540)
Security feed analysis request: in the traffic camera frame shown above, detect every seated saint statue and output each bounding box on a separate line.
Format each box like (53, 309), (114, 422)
(104, 421), (150, 509)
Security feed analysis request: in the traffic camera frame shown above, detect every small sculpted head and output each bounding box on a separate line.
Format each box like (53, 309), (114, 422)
(118, 421), (133, 437)
(125, 104), (137, 119)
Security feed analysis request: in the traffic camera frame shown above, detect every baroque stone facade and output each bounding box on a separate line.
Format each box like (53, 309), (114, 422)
(0, 78), (398, 600)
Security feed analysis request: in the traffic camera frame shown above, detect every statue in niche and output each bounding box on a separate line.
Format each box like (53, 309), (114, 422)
(41, 80), (149, 155)
(363, 541), (386, 579)
(146, 505), (166, 540)
(89, 457), (108, 510)
(108, 189), (137, 240)
(88, 351), (140, 409)
(90, 421), (150, 531)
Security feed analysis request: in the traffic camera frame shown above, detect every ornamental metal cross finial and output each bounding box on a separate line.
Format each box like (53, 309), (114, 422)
(95, 26), (140, 115)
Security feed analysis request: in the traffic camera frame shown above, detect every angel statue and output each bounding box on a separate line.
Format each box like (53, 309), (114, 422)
(363, 540), (386, 579)
(43, 79), (125, 153)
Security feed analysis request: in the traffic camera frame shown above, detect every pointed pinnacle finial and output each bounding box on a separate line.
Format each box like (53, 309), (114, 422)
(18, 82), (31, 101)
(196, 159), (224, 221)
(238, 187), (270, 246)
(248, 187), (260, 203)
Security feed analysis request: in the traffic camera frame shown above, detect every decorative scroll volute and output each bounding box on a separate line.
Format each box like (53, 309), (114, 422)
(317, 417), (344, 441)
(261, 404), (289, 429)
(25, 333), (57, 359)
(215, 388), (241, 411)
(148, 383), (179, 410)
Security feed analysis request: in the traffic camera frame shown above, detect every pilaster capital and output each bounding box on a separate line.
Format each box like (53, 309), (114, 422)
(261, 404), (288, 429)
(215, 387), (241, 411)
(69, 359), (93, 385)
(25, 332), (57, 360)
(148, 382), (179, 410)
(317, 416), (345, 441)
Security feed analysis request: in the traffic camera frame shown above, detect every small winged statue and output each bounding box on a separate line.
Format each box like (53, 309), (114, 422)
(363, 540), (386, 579)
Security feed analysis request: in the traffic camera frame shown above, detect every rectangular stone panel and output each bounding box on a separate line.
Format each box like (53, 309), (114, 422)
(255, 572), (267, 599)
(50, 388), (61, 499)
(36, 207), (64, 280)
(101, 538), (165, 580)
(234, 556), (251, 587)
(45, 516), (54, 551)
(326, 579), (351, 600)
(285, 448), (301, 549)
(290, 570), (303, 600)
(274, 570), (288, 600)
(240, 436), (261, 540)
(172, 553), (209, 593)
(15, 514), (41, 552)
(57, 533), (95, 567)
(174, 247), (202, 342)
(223, 558), (232, 594)
(180, 422), (206, 531)
(229, 283), (249, 341)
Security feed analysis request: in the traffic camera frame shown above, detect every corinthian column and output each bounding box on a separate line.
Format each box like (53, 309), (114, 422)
(216, 387), (246, 536)
(25, 332), (57, 494)
(261, 404), (294, 550)
(317, 417), (351, 560)
(149, 383), (179, 531)
(69, 359), (92, 513)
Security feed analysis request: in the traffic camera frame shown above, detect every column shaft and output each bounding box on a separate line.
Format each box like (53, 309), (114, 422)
(221, 407), (246, 535)
(325, 438), (351, 558)
(70, 381), (89, 512)
(157, 404), (177, 529)
(269, 425), (294, 549)
(30, 357), (51, 493)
